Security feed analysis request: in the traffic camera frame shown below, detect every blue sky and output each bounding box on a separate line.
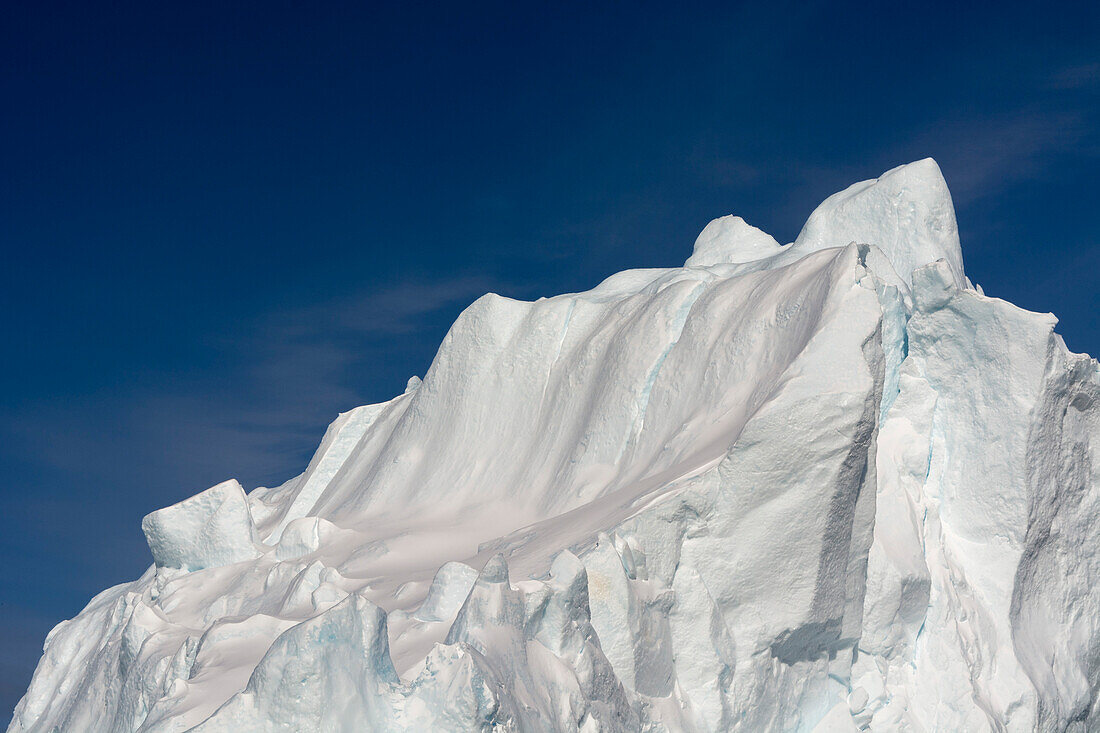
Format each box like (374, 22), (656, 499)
(1, 0), (1098, 718)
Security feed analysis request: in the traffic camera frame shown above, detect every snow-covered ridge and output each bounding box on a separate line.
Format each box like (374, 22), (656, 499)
(11, 159), (1100, 732)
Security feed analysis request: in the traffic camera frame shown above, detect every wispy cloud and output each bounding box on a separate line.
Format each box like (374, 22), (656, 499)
(905, 110), (1094, 205)
(1045, 62), (1100, 91)
(265, 276), (497, 340)
(1, 274), (499, 506)
(735, 106), (1098, 237)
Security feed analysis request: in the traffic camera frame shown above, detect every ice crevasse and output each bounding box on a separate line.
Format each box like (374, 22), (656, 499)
(11, 158), (1100, 732)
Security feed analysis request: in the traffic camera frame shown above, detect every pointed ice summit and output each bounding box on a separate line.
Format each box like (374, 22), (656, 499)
(11, 160), (1100, 732)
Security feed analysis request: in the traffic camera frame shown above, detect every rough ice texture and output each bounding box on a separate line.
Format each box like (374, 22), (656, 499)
(141, 479), (261, 572)
(11, 158), (1099, 732)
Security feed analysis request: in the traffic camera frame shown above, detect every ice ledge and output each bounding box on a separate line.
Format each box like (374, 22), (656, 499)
(142, 478), (260, 572)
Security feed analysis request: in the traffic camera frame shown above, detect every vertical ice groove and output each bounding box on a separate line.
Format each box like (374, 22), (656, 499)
(1010, 334), (1100, 730)
(619, 279), (706, 461)
(875, 282), (909, 424)
(534, 298), (576, 423)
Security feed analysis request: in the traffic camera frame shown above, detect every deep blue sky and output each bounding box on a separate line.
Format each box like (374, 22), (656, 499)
(2, 0), (1098, 719)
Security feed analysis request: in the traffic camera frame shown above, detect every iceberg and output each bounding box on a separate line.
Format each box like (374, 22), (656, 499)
(10, 159), (1099, 732)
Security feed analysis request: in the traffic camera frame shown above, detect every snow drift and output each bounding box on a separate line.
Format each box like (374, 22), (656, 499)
(11, 159), (1100, 732)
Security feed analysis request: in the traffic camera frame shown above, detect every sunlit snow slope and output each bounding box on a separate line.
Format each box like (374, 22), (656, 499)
(11, 159), (1100, 732)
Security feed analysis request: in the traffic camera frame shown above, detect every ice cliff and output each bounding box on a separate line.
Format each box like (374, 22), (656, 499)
(11, 159), (1100, 732)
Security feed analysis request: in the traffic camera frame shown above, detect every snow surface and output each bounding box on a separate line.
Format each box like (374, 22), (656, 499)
(10, 158), (1100, 732)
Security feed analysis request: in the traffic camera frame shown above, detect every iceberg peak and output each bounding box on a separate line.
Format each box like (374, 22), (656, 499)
(791, 157), (965, 287)
(684, 215), (783, 268)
